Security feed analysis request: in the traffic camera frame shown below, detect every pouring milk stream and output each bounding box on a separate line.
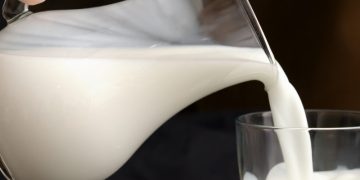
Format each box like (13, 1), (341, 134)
(0, 0), (355, 180)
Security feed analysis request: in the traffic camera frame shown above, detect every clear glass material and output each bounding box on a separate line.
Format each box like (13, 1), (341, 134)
(0, 0), (274, 63)
(1, 0), (29, 24)
(236, 110), (360, 180)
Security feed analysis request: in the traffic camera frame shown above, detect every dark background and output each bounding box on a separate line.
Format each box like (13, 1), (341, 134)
(2, 0), (360, 179)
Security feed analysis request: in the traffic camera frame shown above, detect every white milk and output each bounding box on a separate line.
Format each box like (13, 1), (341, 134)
(266, 67), (313, 180)
(245, 163), (360, 180)
(0, 0), (314, 179)
(0, 46), (312, 180)
(267, 163), (360, 180)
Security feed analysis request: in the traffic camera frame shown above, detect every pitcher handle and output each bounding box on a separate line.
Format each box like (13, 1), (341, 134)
(1, 0), (32, 29)
(0, 153), (13, 180)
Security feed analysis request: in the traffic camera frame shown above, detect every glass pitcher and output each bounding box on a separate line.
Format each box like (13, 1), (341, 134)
(0, 0), (277, 179)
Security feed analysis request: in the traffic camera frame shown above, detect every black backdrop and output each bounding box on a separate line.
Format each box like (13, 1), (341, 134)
(1, 0), (360, 179)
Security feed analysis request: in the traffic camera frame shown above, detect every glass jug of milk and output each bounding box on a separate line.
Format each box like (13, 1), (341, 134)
(0, 0), (312, 180)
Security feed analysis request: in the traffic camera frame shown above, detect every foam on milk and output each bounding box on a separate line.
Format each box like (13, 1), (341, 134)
(0, 0), (315, 179)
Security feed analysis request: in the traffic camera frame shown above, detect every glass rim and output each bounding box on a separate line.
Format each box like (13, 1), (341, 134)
(237, 109), (360, 130)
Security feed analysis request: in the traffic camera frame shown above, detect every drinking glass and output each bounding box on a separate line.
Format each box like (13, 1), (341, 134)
(236, 110), (360, 180)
